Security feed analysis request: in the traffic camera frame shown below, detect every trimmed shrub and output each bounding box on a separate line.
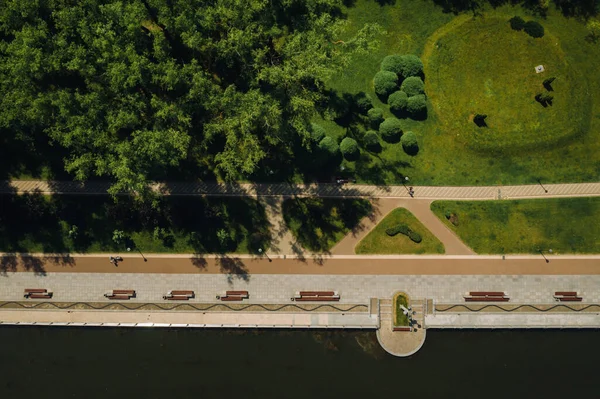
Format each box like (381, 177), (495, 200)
(407, 94), (427, 118)
(373, 71), (399, 98)
(388, 90), (409, 114)
(379, 118), (403, 143)
(367, 108), (385, 128)
(363, 130), (381, 152)
(380, 54), (404, 75)
(310, 123), (326, 142)
(340, 137), (359, 159)
(355, 92), (373, 114)
(386, 223), (410, 236)
(399, 54), (424, 79)
(401, 131), (418, 155)
(400, 76), (425, 97)
(509, 16), (525, 31)
(408, 230), (422, 243)
(524, 21), (544, 38)
(318, 136), (339, 156)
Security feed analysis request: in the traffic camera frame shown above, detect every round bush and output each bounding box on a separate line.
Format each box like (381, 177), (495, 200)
(367, 108), (384, 128)
(363, 130), (380, 150)
(380, 54), (404, 75)
(318, 136), (339, 155)
(524, 21), (544, 38)
(340, 137), (359, 159)
(407, 94), (427, 116)
(400, 77), (425, 97)
(385, 223), (409, 237)
(310, 123), (326, 142)
(373, 71), (399, 98)
(509, 16), (525, 31)
(399, 54), (424, 79)
(401, 131), (418, 154)
(355, 92), (373, 114)
(388, 90), (408, 114)
(379, 118), (403, 143)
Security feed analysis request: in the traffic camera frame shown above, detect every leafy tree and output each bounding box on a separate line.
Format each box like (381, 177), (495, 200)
(380, 54), (404, 75)
(400, 77), (425, 97)
(399, 55), (424, 79)
(509, 16), (526, 31)
(379, 118), (403, 143)
(401, 131), (418, 155)
(407, 95), (428, 119)
(340, 137), (359, 159)
(367, 108), (385, 129)
(112, 229), (126, 245)
(388, 91), (409, 115)
(0, 0), (382, 198)
(311, 123), (326, 142)
(524, 21), (545, 38)
(373, 71), (399, 98)
(363, 130), (381, 152)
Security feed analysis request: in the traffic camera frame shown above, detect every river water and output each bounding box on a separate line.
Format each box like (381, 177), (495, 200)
(0, 327), (597, 398)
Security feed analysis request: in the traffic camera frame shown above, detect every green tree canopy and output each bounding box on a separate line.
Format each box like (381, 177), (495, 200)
(0, 0), (381, 197)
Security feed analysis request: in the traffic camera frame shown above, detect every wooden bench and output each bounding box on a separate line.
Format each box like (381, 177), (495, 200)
(170, 290), (194, 297)
(226, 291), (248, 298)
(299, 291), (335, 297)
(27, 293), (53, 299)
(392, 326), (412, 332)
(555, 291), (578, 296)
(24, 289), (51, 298)
(165, 295), (192, 301)
(106, 295), (132, 300)
(468, 291), (506, 297)
(465, 297), (509, 302)
(220, 296), (245, 301)
(557, 297), (583, 302)
(294, 296), (340, 302)
(112, 290), (135, 296)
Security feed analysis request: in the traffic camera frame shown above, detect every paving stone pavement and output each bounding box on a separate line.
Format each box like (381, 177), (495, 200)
(1, 273), (599, 304)
(4, 180), (600, 199)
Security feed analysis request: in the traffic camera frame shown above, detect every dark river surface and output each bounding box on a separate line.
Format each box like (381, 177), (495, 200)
(0, 327), (597, 398)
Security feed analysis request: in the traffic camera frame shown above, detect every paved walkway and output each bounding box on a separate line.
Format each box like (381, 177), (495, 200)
(331, 199), (474, 255)
(2, 254), (599, 276)
(4, 180), (600, 199)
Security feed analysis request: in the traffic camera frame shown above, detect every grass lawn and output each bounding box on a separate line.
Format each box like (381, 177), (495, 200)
(320, 1), (600, 186)
(431, 198), (600, 254)
(394, 292), (410, 326)
(356, 208), (444, 254)
(282, 197), (372, 252)
(0, 194), (270, 254)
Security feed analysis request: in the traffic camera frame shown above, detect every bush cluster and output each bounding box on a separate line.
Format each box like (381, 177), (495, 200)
(363, 130), (380, 151)
(509, 16), (525, 31)
(401, 77), (425, 97)
(388, 91), (408, 114)
(385, 223), (422, 243)
(318, 136), (339, 155)
(380, 54), (404, 75)
(399, 54), (424, 79)
(401, 131), (418, 154)
(367, 107), (384, 128)
(379, 118), (403, 143)
(407, 94), (427, 116)
(340, 137), (359, 158)
(373, 71), (398, 98)
(355, 92), (372, 114)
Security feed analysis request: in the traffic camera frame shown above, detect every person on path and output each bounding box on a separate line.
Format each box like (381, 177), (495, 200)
(408, 187), (415, 198)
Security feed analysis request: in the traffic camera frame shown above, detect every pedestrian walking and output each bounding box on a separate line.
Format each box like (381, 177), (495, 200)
(408, 186), (415, 198)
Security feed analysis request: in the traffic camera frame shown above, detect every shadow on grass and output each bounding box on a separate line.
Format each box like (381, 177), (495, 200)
(282, 197), (373, 253)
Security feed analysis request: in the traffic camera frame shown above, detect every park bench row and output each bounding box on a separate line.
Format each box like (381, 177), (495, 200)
(463, 291), (584, 302)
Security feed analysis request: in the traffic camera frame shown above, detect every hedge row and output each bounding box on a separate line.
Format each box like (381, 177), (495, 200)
(385, 223), (423, 243)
